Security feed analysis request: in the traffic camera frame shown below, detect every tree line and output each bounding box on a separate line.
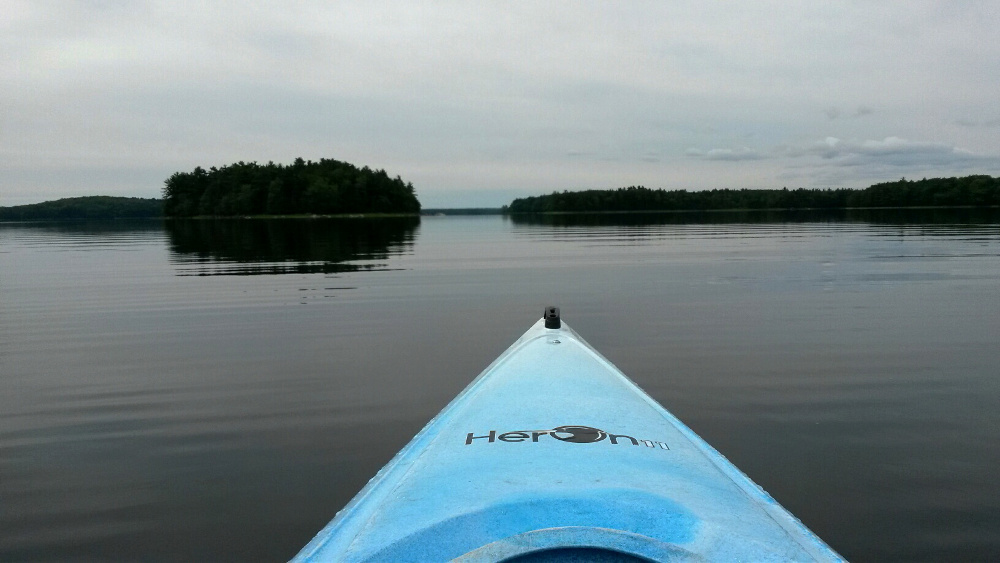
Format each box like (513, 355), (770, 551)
(0, 196), (163, 221)
(504, 175), (1000, 213)
(163, 158), (420, 217)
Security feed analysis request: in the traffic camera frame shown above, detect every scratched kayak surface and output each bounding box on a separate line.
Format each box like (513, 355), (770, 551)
(293, 310), (844, 562)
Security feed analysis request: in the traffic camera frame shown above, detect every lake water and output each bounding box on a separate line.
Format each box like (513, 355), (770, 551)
(2, 210), (999, 561)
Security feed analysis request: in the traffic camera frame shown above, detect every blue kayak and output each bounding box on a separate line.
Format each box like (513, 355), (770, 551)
(293, 308), (844, 562)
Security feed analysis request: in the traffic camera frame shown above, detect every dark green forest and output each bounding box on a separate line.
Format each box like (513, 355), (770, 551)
(504, 175), (1000, 213)
(0, 196), (163, 221)
(163, 158), (420, 217)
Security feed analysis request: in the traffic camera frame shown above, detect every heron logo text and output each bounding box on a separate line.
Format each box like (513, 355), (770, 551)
(465, 425), (669, 450)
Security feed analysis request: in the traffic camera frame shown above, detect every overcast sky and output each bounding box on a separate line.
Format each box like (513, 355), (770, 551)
(4, 1), (1000, 207)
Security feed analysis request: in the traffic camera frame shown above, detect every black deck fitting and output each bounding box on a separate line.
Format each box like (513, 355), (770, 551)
(544, 306), (561, 329)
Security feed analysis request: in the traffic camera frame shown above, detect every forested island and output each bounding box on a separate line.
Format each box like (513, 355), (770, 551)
(162, 158), (420, 217)
(0, 196), (163, 221)
(504, 175), (1000, 213)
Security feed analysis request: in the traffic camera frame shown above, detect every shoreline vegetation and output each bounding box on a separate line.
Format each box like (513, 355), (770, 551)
(503, 175), (1000, 213)
(0, 196), (162, 221)
(3, 174), (1000, 222)
(163, 157), (420, 217)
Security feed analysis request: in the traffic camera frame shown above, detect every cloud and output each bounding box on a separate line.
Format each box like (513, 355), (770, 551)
(775, 136), (1000, 188)
(783, 136), (994, 167)
(688, 147), (764, 161)
(641, 151), (661, 163)
(955, 118), (1000, 128)
(826, 106), (873, 120)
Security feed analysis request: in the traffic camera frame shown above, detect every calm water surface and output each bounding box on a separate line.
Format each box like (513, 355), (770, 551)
(2, 211), (999, 561)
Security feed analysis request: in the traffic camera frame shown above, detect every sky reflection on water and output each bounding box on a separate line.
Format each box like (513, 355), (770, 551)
(1, 211), (999, 561)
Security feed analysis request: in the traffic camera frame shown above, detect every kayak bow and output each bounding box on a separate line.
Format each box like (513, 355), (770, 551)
(293, 307), (843, 562)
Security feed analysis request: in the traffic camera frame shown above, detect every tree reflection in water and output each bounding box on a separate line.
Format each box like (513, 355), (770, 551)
(166, 218), (419, 276)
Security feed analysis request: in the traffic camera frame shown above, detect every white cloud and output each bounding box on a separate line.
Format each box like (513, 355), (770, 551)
(824, 106), (873, 120)
(774, 136), (1000, 188)
(687, 147), (764, 161)
(784, 136), (994, 168)
(956, 118), (1000, 128)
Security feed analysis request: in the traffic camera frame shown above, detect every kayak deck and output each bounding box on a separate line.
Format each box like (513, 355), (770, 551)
(293, 313), (843, 562)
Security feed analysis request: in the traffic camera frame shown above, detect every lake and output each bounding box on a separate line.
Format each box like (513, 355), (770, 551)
(2, 210), (999, 561)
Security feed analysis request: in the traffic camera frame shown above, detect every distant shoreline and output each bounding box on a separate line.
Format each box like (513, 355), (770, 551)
(504, 176), (1000, 213)
(5, 200), (1000, 222)
(161, 204), (1000, 221)
(4, 172), (999, 221)
(502, 204), (1000, 215)
(421, 208), (504, 216)
(0, 196), (162, 222)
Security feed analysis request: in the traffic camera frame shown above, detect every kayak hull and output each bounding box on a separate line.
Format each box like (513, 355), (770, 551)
(293, 317), (843, 562)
